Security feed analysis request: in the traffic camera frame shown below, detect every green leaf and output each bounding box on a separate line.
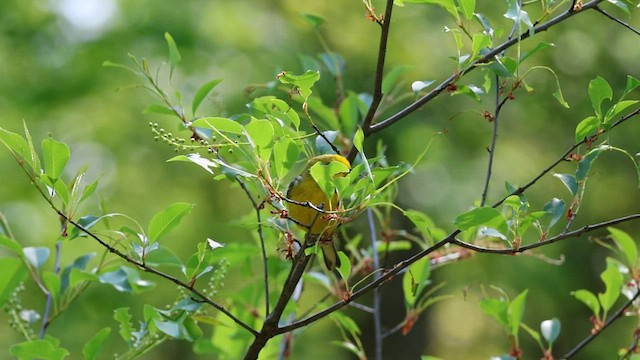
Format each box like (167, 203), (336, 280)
(598, 258), (623, 312)
(309, 159), (350, 199)
(480, 297), (509, 328)
(42, 137), (70, 180)
(454, 207), (508, 235)
(527, 66), (569, 108)
(540, 318), (561, 344)
(519, 42), (554, 64)
(10, 339), (69, 360)
(143, 104), (176, 116)
(382, 66), (409, 94)
(543, 198), (565, 229)
(411, 80), (436, 94)
(575, 116), (600, 142)
(82, 327), (111, 360)
(114, 307), (133, 345)
(339, 92), (363, 135)
(273, 137), (299, 179)
(191, 117), (244, 135)
(0, 233), (23, 254)
(508, 289), (528, 336)
(42, 271), (61, 299)
(79, 179), (99, 203)
(99, 266), (154, 293)
(451, 84), (483, 102)
(164, 32), (182, 79)
(0, 258), (28, 308)
(403, 257), (431, 307)
(604, 100), (639, 124)
(148, 203), (194, 243)
(244, 118), (274, 160)
(0, 127), (36, 171)
(624, 75), (640, 97)
(336, 251), (351, 282)
(553, 173), (578, 196)
(608, 227), (637, 268)
(277, 70), (321, 101)
(458, 0), (475, 20)
(23, 246), (50, 269)
(400, 0), (459, 21)
(589, 76), (613, 119)
(60, 253), (96, 292)
(301, 13), (326, 28)
(318, 52), (344, 78)
(576, 146), (605, 181)
(504, 0), (533, 33)
(404, 209), (435, 238)
(571, 289), (600, 316)
(192, 79), (223, 116)
(471, 33), (491, 60)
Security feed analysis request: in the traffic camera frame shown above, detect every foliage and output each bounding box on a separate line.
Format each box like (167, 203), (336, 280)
(2, 0), (640, 359)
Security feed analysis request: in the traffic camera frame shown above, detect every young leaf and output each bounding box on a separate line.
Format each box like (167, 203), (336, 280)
(571, 289), (600, 316)
(540, 318), (561, 344)
(588, 76), (613, 119)
(82, 327), (111, 360)
(552, 173), (578, 196)
(244, 118), (275, 160)
(164, 32), (182, 80)
(508, 289), (528, 336)
(458, 0), (475, 20)
(277, 70), (320, 101)
(608, 227), (637, 268)
(0, 258), (28, 308)
(10, 339), (69, 360)
(23, 247), (50, 269)
(575, 116), (600, 142)
(42, 137), (70, 180)
(598, 258), (623, 312)
(454, 207), (508, 235)
(192, 79), (223, 116)
(543, 198), (565, 230)
(114, 307), (133, 345)
(148, 203), (194, 243)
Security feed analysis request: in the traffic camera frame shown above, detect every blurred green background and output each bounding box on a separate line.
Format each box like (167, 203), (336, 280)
(1, 0), (640, 359)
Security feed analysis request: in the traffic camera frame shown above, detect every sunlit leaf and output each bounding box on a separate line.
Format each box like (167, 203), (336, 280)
(42, 137), (70, 180)
(192, 79), (223, 116)
(589, 76), (613, 119)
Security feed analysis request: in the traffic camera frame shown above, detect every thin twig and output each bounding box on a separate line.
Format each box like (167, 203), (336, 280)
(60, 210), (258, 336)
(39, 241), (62, 338)
(594, 6), (640, 36)
(480, 81), (509, 206)
(365, 0), (604, 136)
(562, 289), (640, 359)
(368, 209), (383, 360)
(451, 213), (640, 254)
(348, 0), (395, 162)
(237, 178), (270, 315)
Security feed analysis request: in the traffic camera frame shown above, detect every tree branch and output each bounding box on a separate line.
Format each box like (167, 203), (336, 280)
(348, 0), (395, 162)
(366, 0), (605, 135)
(451, 213), (640, 254)
(562, 288), (640, 359)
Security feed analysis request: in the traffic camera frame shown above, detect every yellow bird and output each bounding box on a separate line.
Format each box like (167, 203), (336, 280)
(286, 154), (351, 270)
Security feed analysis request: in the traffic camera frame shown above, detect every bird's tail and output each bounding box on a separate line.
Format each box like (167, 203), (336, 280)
(320, 240), (341, 270)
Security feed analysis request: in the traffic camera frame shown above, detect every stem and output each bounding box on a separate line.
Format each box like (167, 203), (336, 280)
(39, 241), (62, 338)
(368, 209), (383, 360)
(348, 0), (395, 162)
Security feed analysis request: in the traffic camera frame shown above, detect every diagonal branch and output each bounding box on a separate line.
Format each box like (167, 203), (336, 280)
(366, 0), (605, 136)
(451, 213), (640, 254)
(348, 0), (395, 162)
(562, 288), (640, 359)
